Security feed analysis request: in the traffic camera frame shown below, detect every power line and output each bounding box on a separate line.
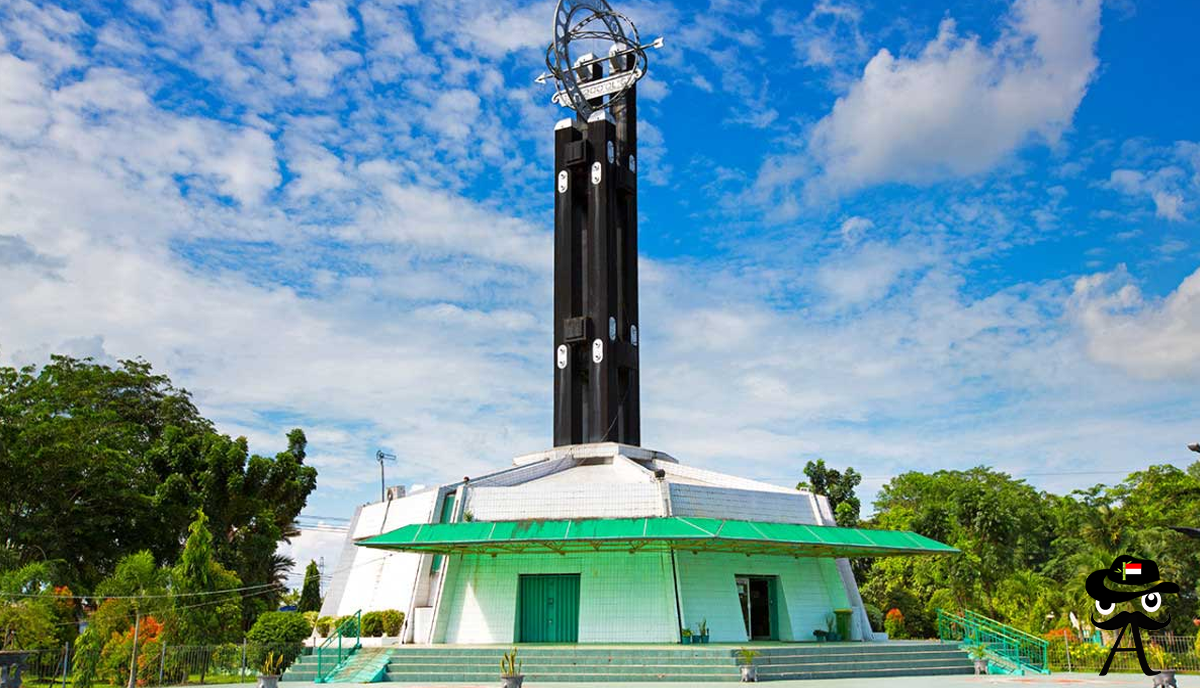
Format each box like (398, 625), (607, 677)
(0, 582), (282, 600)
(38, 584), (286, 629)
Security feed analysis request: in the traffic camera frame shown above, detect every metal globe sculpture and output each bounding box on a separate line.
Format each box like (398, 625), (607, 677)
(537, 0), (663, 117)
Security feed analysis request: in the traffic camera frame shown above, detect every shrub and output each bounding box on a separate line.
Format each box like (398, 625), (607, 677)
(71, 629), (103, 688)
(210, 642), (243, 675)
(863, 603), (883, 633)
(247, 611), (313, 644)
(97, 617), (163, 686)
(314, 616), (333, 636)
(380, 609), (405, 637)
(246, 612), (311, 668)
(884, 608), (906, 639)
(361, 611), (384, 638)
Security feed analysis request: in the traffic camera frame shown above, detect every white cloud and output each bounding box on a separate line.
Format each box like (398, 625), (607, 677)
(0, 53), (49, 141)
(799, 0), (1101, 196)
(1070, 265), (1200, 379)
(838, 215), (872, 243)
(813, 240), (925, 307)
(1107, 166), (1190, 221)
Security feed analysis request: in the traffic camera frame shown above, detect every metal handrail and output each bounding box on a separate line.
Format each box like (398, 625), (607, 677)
(963, 610), (1049, 645)
(936, 608), (1050, 675)
(315, 610), (361, 683)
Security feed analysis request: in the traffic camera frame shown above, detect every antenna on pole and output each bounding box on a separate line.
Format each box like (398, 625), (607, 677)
(375, 450), (397, 503)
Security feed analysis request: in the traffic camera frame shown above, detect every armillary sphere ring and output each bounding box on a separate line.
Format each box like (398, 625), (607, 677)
(541, 0), (658, 118)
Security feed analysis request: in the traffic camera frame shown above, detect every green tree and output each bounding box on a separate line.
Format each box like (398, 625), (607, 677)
(0, 356), (317, 622)
(246, 612), (312, 667)
(797, 459), (862, 527)
(861, 467), (1055, 635)
(169, 511), (243, 649)
(0, 563), (58, 648)
(298, 561), (322, 613)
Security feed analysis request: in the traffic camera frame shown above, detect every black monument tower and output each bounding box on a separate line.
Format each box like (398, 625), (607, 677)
(540, 0), (662, 447)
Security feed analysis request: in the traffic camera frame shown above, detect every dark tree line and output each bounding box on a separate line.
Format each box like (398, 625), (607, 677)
(0, 355), (317, 627)
(800, 459), (1200, 638)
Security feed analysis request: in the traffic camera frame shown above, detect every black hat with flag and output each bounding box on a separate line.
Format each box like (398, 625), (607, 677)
(1086, 555), (1179, 603)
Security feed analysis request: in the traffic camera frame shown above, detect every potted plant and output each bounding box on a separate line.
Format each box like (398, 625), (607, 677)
(258, 651), (285, 688)
(500, 646), (523, 688)
(681, 628), (692, 645)
(736, 647), (760, 682)
(698, 619), (710, 644)
(825, 613), (840, 642)
(966, 644), (988, 675)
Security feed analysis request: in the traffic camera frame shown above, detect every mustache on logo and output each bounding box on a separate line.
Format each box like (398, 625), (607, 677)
(1091, 610), (1171, 631)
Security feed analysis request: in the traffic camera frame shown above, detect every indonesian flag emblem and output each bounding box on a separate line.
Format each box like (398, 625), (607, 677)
(1122, 562), (1142, 579)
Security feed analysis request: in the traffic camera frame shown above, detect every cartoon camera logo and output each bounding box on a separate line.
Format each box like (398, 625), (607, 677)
(1087, 555), (1179, 676)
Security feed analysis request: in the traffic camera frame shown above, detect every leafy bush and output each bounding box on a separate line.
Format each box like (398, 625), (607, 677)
(70, 629), (103, 688)
(361, 611), (384, 638)
(247, 611), (313, 644)
(246, 612), (311, 668)
(210, 643), (243, 675)
(97, 617), (163, 686)
(863, 603), (883, 632)
(884, 608), (906, 639)
(314, 616), (334, 637)
(380, 609), (405, 636)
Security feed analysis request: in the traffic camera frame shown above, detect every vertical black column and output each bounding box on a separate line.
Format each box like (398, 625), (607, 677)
(552, 62), (641, 447)
(585, 110), (619, 441)
(553, 118), (585, 446)
(613, 70), (640, 446)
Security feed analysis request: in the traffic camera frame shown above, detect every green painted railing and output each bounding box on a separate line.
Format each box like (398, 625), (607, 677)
(937, 608), (1049, 675)
(315, 610), (361, 683)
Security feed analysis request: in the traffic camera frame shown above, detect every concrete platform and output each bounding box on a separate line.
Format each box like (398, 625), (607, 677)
(285, 641), (977, 683)
(230, 674), (1198, 687)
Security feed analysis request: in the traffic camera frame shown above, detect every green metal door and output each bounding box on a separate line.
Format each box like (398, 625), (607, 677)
(518, 574), (580, 642)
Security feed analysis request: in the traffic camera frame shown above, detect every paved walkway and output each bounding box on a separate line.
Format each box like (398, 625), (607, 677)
(255, 674), (1193, 687)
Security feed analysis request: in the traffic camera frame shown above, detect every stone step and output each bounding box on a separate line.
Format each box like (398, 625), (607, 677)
(758, 648), (974, 657)
(387, 662), (734, 673)
(757, 665), (976, 680)
(756, 656), (975, 671)
(386, 655), (733, 666)
(383, 671), (739, 683)
(377, 643), (977, 683)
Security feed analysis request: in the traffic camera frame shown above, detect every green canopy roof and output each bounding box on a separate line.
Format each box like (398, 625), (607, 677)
(356, 517), (957, 558)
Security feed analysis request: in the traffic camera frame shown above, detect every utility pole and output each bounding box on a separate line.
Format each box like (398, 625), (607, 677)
(127, 604), (140, 688)
(375, 450), (396, 503)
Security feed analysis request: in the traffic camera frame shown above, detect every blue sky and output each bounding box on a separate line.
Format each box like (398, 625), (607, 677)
(2, 0), (1199, 585)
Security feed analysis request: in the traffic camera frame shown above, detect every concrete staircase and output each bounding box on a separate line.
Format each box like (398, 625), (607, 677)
(379, 642), (976, 683)
(752, 641), (976, 681)
(282, 653), (320, 682)
(383, 646), (739, 683)
(283, 647), (392, 683)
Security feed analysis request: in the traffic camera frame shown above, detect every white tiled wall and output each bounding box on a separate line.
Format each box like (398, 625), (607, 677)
(669, 484), (821, 525)
(465, 483), (663, 521)
(434, 552), (680, 643)
(674, 553), (850, 642)
(319, 490), (438, 618)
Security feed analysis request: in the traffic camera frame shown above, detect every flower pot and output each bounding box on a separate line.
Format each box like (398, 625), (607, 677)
(258, 675), (280, 688)
(700, 633), (709, 643)
(501, 675), (524, 688)
(974, 659), (987, 675)
(740, 665), (757, 682)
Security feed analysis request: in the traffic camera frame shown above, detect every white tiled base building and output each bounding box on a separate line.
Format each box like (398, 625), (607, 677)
(320, 443), (876, 644)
